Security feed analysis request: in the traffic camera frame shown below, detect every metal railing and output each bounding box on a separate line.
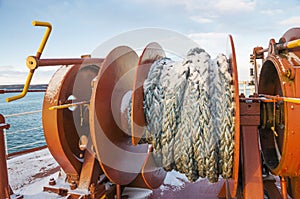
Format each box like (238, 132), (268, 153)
(1, 89), (47, 156)
(3, 109), (46, 155)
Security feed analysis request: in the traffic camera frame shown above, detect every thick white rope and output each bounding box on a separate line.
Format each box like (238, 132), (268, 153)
(217, 54), (235, 178)
(143, 58), (174, 165)
(129, 47), (235, 183)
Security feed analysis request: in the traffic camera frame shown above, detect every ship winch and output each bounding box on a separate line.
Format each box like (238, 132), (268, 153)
(1, 21), (300, 199)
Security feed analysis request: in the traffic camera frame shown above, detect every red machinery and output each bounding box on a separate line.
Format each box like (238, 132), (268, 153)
(254, 28), (300, 198)
(2, 21), (300, 199)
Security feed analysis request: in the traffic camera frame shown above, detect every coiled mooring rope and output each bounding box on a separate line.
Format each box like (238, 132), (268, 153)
(129, 47), (235, 183)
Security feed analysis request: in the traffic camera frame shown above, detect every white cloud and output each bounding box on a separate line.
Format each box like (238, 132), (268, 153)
(212, 0), (256, 12)
(279, 16), (300, 26)
(260, 9), (283, 16)
(0, 66), (56, 85)
(130, 0), (256, 13)
(0, 67), (27, 84)
(188, 32), (229, 57)
(190, 16), (214, 23)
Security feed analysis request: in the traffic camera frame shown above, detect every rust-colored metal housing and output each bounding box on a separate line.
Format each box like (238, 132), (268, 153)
(257, 28), (300, 198)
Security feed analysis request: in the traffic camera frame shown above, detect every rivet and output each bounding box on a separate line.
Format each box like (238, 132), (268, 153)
(291, 105), (294, 110)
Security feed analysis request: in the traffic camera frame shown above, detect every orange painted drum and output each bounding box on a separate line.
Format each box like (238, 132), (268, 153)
(43, 62), (101, 180)
(258, 28), (300, 179)
(131, 42), (165, 146)
(89, 46), (149, 185)
(226, 35), (240, 198)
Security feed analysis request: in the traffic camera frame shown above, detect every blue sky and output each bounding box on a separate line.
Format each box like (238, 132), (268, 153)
(1, 0), (300, 84)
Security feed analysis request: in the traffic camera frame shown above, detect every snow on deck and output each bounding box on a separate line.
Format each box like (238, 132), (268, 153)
(7, 148), (60, 198)
(6, 148), (222, 198)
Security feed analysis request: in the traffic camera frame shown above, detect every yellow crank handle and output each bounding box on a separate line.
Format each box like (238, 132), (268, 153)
(49, 101), (89, 110)
(5, 21), (52, 102)
(49, 104), (76, 111)
(283, 97), (300, 104)
(287, 39), (300, 49)
(32, 21), (52, 58)
(6, 70), (34, 102)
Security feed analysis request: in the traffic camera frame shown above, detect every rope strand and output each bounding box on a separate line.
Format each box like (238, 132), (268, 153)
(128, 47), (235, 183)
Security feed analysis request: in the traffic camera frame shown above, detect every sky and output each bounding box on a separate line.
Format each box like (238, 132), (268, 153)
(0, 0), (300, 84)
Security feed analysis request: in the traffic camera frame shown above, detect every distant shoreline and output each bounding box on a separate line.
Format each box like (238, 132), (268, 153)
(0, 84), (48, 90)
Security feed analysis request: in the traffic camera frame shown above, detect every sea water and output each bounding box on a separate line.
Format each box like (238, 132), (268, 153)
(0, 92), (45, 154)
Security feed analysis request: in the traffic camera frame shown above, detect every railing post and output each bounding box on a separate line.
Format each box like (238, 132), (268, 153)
(0, 114), (11, 199)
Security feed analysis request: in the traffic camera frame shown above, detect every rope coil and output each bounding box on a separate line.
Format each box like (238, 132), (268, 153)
(129, 47), (235, 183)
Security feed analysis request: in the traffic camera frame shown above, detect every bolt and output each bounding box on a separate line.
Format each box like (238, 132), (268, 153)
(89, 183), (95, 193)
(291, 105), (294, 110)
(49, 177), (56, 186)
(70, 181), (77, 190)
(286, 69), (291, 78)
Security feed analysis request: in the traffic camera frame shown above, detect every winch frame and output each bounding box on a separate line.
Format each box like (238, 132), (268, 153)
(3, 20), (300, 199)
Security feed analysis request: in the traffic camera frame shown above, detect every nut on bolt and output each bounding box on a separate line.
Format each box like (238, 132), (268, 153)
(26, 56), (38, 70)
(49, 177), (56, 185)
(89, 183), (95, 193)
(70, 181), (77, 190)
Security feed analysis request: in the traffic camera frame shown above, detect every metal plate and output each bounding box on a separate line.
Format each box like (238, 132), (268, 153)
(127, 145), (167, 189)
(131, 42), (165, 145)
(141, 146), (167, 189)
(226, 35), (240, 198)
(43, 63), (100, 178)
(89, 46), (148, 185)
(73, 65), (100, 144)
